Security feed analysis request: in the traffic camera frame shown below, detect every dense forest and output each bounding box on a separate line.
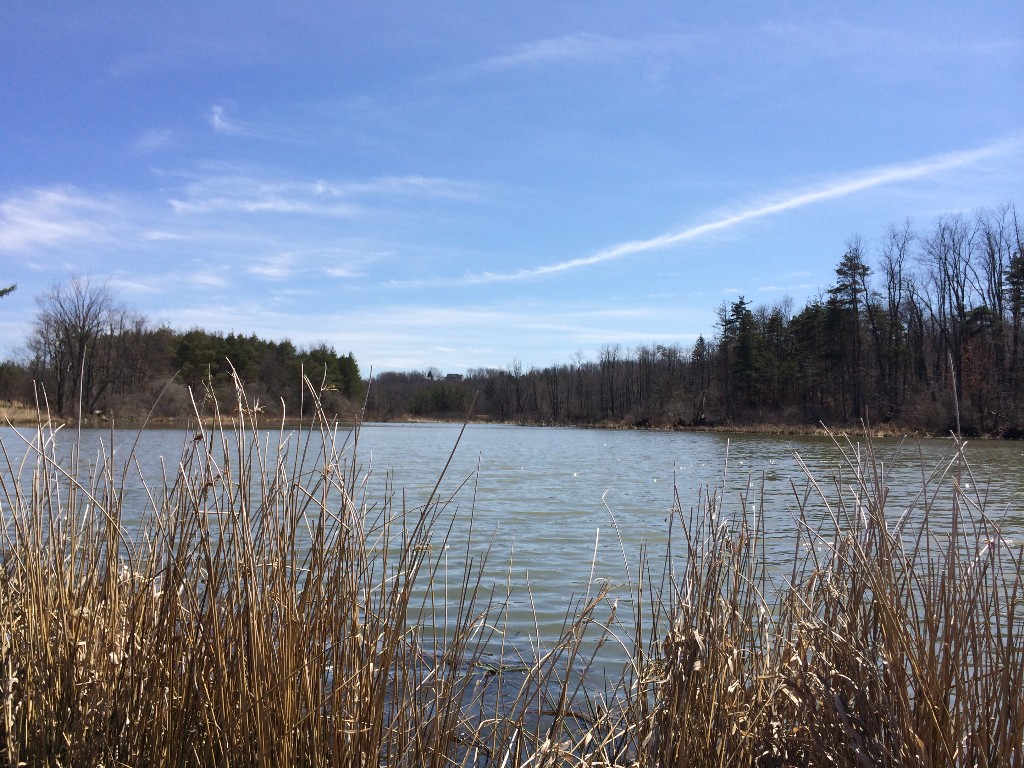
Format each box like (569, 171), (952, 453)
(2, 204), (1022, 435)
(366, 204), (1024, 436)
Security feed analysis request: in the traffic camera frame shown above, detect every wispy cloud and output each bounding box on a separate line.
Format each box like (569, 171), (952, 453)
(339, 175), (484, 201)
(245, 248), (375, 281)
(169, 174), (362, 216)
(168, 169), (481, 215)
(108, 276), (163, 294)
(464, 32), (706, 74)
(142, 230), (188, 242)
(247, 254), (297, 280)
(468, 23), (1022, 82)
(324, 264), (367, 278)
(189, 268), (231, 289)
(205, 100), (326, 146)
(459, 135), (1024, 284)
(132, 128), (174, 155)
(0, 186), (121, 252)
(209, 102), (249, 135)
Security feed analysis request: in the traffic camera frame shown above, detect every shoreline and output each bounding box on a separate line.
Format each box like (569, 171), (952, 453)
(2, 402), (979, 439)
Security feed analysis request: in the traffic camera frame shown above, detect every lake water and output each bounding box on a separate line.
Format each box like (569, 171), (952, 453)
(3, 421), (1023, 654)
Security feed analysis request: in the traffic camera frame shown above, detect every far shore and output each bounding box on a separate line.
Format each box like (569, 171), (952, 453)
(2, 400), (987, 439)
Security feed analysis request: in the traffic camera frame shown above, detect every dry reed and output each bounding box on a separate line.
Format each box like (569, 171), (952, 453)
(0, 377), (1021, 766)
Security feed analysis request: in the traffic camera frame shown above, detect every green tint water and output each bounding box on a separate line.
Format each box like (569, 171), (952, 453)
(3, 422), (1022, 655)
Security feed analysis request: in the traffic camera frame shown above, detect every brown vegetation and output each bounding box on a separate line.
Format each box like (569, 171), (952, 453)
(0, 402), (39, 426)
(1, 377), (1021, 765)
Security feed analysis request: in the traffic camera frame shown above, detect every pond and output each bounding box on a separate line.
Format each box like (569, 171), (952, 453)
(3, 420), (1021, 652)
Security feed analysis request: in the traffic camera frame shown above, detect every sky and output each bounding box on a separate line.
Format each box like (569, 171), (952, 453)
(2, 2), (1022, 376)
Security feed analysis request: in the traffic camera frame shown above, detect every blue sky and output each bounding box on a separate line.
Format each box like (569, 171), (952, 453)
(2, 2), (1022, 375)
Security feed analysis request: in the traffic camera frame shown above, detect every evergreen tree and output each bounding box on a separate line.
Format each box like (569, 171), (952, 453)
(829, 242), (871, 420)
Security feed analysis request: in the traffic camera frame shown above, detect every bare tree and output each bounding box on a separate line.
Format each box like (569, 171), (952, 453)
(922, 214), (978, 396)
(975, 205), (1016, 319)
(876, 220), (916, 415)
(969, 204), (1019, 426)
(30, 277), (132, 416)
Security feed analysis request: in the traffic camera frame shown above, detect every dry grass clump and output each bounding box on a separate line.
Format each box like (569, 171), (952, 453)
(1, 379), (1022, 766)
(0, 380), (640, 767)
(0, 384), (460, 766)
(0, 401), (47, 427)
(648, 435), (1024, 767)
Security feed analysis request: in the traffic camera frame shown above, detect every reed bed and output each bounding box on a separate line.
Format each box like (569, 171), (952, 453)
(0, 381), (1021, 766)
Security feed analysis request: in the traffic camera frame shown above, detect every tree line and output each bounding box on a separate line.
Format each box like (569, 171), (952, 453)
(365, 204), (1024, 436)
(0, 278), (362, 420)
(3, 203), (1022, 434)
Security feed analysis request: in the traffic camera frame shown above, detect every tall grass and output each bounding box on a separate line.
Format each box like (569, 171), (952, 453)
(649, 436), (1024, 766)
(1, 380), (1021, 766)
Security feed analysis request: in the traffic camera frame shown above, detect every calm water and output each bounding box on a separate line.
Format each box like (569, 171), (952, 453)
(3, 422), (1023, 651)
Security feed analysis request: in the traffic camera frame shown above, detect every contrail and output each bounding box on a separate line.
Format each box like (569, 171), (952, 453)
(465, 135), (1022, 284)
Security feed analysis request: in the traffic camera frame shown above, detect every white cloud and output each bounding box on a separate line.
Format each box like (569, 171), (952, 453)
(324, 265), (366, 278)
(168, 175), (362, 216)
(209, 102), (248, 135)
(167, 168), (482, 216)
(247, 261), (294, 280)
(473, 32), (705, 72)
(340, 175), (484, 201)
(142, 230), (188, 242)
(189, 269), (230, 289)
(243, 248), (375, 281)
(132, 129), (174, 154)
(109, 276), (162, 294)
(0, 186), (120, 252)
(457, 134), (1024, 284)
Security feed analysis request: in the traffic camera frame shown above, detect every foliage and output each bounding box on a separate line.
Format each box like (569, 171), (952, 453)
(172, 330), (362, 417)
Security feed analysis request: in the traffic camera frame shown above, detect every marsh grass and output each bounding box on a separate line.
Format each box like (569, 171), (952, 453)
(0, 378), (1021, 766)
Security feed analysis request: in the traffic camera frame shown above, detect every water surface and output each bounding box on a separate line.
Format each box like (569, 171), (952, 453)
(3, 422), (1022, 648)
